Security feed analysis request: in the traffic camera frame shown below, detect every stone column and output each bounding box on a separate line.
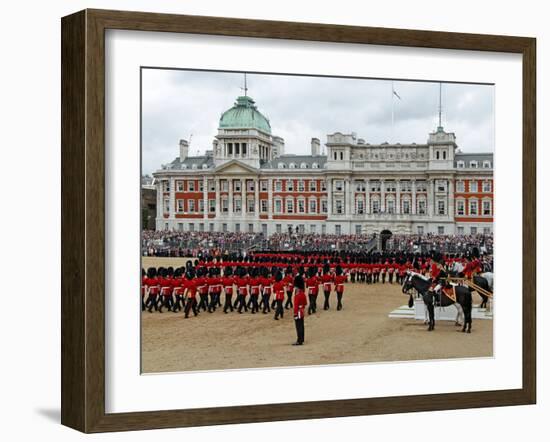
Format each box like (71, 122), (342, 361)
(448, 179), (454, 220)
(428, 179), (435, 216)
(396, 180), (401, 214)
(365, 179), (370, 215)
(202, 176), (208, 220)
(327, 178), (333, 215)
(412, 179), (417, 215)
(268, 178), (273, 220)
(380, 179), (386, 213)
(215, 178), (221, 218)
(169, 177), (175, 224)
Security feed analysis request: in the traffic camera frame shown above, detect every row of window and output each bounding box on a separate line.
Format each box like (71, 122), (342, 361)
(455, 180), (492, 193)
(455, 199), (492, 216)
(456, 160), (492, 169)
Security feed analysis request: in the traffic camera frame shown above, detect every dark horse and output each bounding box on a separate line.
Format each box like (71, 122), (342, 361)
(402, 271), (474, 333)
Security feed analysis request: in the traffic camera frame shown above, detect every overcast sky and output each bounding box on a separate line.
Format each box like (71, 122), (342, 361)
(142, 69), (494, 175)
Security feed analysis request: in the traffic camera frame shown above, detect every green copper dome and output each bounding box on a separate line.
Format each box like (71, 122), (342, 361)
(219, 95), (271, 134)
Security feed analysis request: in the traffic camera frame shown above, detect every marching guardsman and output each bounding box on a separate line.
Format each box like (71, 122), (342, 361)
(141, 268), (147, 311)
(222, 267), (235, 313)
(283, 267), (294, 309)
(260, 267), (272, 314)
(183, 271), (199, 318)
(235, 268), (249, 314)
(196, 267), (210, 312)
(334, 265), (347, 311)
(292, 273), (308, 345)
(350, 265), (357, 283)
(273, 271), (286, 320)
(248, 269), (261, 314)
(172, 268), (185, 312)
(158, 268), (175, 313)
(366, 263), (373, 284)
(388, 261), (395, 284)
(306, 267), (320, 315)
(380, 262), (387, 284)
(321, 264), (333, 310)
(145, 267), (160, 312)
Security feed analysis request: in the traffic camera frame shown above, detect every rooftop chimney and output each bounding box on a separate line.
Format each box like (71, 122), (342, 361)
(311, 137), (321, 156)
(179, 139), (189, 161)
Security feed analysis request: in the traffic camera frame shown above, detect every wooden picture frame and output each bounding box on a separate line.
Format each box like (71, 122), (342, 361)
(61, 8), (536, 433)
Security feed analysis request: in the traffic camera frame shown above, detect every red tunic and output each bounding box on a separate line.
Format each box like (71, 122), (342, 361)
(236, 276), (249, 296)
(273, 281), (285, 301)
(222, 277), (234, 294)
(321, 273), (333, 292)
(293, 289), (307, 319)
(306, 276), (319, 296)
(334, 275), (347, 293)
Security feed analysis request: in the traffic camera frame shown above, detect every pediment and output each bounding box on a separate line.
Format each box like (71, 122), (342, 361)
(214, 160), (259, 175)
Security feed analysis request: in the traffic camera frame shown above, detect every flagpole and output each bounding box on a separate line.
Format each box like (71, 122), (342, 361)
(391, 80), (394, 143)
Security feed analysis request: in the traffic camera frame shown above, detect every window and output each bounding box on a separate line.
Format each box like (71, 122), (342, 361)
(176, 181), (184, 192)
(416, 181), (427, 192)
(372, 200), (380, 214)
(298, 180), (305, 192)
(163, 199), (169, 214)
(457, 226), (464, 234)
(418, 200), (426, 215)
(286, 198), (294, 214)
(443, 151), (447, 160)
(470, 226), (477, 235)
(222, 197), (228, 213)
(438, 226), (445, 234)
(248, 224), (254, 233)
(260, 180), (268, 191)
(470, 161), (478, 168)
(199, 223), (204, 232)
(234, 180), (241, 192)
(163, 181), (170, 192)
(235, 223), (240, 232)
(209, 223), (214, 232)
(482, 181), (492, 192)
(221, 180), (228, 192)
(222, 223), (228, 232)
(262, 224), (268, 235)
(470, 181), (478, 193)
(312, 163), (319, 169)
(436, 151), (440, 160)
(300, 163), (308, 169)
(355, 225), (362, 234)
(234, 198), (242, 213)
(189, 223), (195, 232)
(199, 180), (204, 191)
(286, 180), (294, 191)
(469, 199), (478, 215)
(321, 181), (327, 191)
(437, 200), (446, 215)
(370, 181), (381, 192)
(276, 224), (282, 234)
(242, 143), (247, 156)
(335, 199), (344, 214)
(417, 226), (424, 234)
(260, 200), (268, 213)
(247, 180), (255, 192)
(335, 180), (344, 192)
(483, 200), (492, 215)
(209, 199), (216, 213)
(208, 180), (215, 192)
(188, 200), (195, 213)
(297, 199), (305, 213)
(321, 199), (328, 214)
(457, 160), (465, 168)
(402, 200), (410, 214)
(198, 199), (204, 213)
(483, 227), (491, 234)
(278, 162), (285, 169)
(309, 199), (317, 213)
(356, 199), (365, 214)
(387, 199), (395, 214)
(321, 224), (327, 235)
(483, 161), (491, 168)
(177, 200), (184, 213)
(385, 181), (396, 192)
(334, 151), (337, 160)
(340, 152), (344, 161)
(178, 223), (183, 231)
(355, 180), (366, 192)
(275, 180), (282, 192)
(310, 224), (316, 233)
(400, 181), (411, 192)
(188, 181), (195, 192)
(456, 200), (465, 216)
(335, 225), (342, 235)
(456, 181), (465, 192)
(298, 224), (305, 233)
(247, 198), (255, 213)
(289, 163), (296, 169)
(274, 199), (282, 214)
(309, 180), (317, 192)
(436, 180), (447, 192)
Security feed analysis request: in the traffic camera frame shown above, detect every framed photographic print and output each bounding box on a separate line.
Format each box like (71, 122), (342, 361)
(61, 9), (536, 433)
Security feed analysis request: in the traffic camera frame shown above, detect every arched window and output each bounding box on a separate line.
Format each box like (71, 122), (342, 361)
(483, 160), (491, 168)
(300, 162), (308, 169)
(436, 151), (440, 160)
(202, 164), (208, 169)
(289, 163), (296, 169)
(312, 162), (319, 169)
(457, 161), (465, 169)
(278, 162), (285, 169)
(443, 151), (447, 159)
(470, 161), (478, 168)
(181, 164), (187, 170)
(191, 164), (197, 170)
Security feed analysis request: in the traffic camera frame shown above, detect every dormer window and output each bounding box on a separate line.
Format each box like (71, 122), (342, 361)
(181, 164), (188, 170)
(300, 162), (308, 169)
(457, 161), (465, 169)
(289, 163), (296, 169)
(278, 162), (285, 169)
(483, 160), (491, 168)
(312, 162), (319, 169)
(470, 161), (478, 168)
(192, 164), (198, 170)
(202, 164), (208, 169)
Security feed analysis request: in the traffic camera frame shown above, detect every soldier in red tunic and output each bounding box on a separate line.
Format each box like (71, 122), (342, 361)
(321, 264), (333, 310)
(235, 268), (249, 314)
(293, 273), (308, 345)
(222, 267), (235, 313)
(259, 267), (273, 314)
(144, 267), (160, 312)
(158, 267), (175, 313)
(272, 271), (286, 320)
(183, 272), (199, 318)
(334, 265), (347, 311)
(306, 267), (320, 315)
(172, 268), (185, 312)
(283, 267), (294, 310)
(248, 268), (261, 314)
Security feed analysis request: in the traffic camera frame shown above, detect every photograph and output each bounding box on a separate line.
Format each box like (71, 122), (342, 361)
(140, 69), (495, 374)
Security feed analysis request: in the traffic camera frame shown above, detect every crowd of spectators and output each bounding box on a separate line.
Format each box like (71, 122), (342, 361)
(386, 233), (493, 254)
